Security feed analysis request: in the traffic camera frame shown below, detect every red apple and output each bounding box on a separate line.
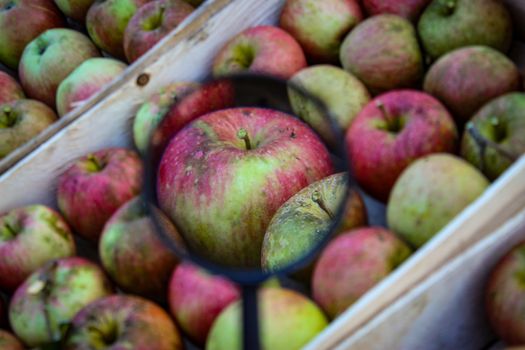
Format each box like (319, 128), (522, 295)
(168, 263), (240, 345)
(340, 14), (423, 94)
(279, 0), (363, 63)
(124, 0), (194, 62)
(346, 90), (457, 201)
(0, 99), (57, 159)
(0, 0), (65, 69)
(486, 241), (525, 345)
(57, 148), (143, 242)
(0, 330), (23, 350)
(63, 295), (183, 350)
(212, 25), (307, 79)
(312, 227), (412, 319)
(9, 257), (113, 347)
(157, 107), (334, 267)
(54, 0), (96, 22)
(18, 28), (100, 108)
(56, 57), (127, 117)
(0, 205), (75, 292)
(0, 72), (24, 104)
(99, 196), (182, 300)
(362, 0), (431, 22)
(86, 0), (152, 59)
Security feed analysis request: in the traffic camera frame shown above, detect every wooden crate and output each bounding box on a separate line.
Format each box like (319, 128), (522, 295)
(1, 0), (524, 349)
(0, 0), (228, 174)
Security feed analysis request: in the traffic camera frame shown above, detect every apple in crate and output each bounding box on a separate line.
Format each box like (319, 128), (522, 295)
(418, 0), (512, 60)
(124, 0), (194, 62)
(207, 288), (328, 350)
(57, 148), (142, 241)
(279, 0), (363, 63)
(0, 99), (57, 159)
(86, 0), (152, 59)
(157, 107), (333, 267)
(262, 172), (368, 281)
(387, 154), (489, 248)
(0, 0), (65, 69)
(0, 330), (23, 350)
(424, 46), (520, 124)
(289, 65), (370, 144)
(168, 263), (240, 345)
(486, 241), (525, 345)
(212, 26), (307, 79)
(461, 93), (525, 181)
(362, 0), (431, 22)
(9, 257), (112, 347)
(99, 196), (182, 300)
(133, 81), (198, 154)
(54, 0), (96, 22)
(0, 72), (24, 104)
(346, 90), (457, 202)
(56, 57), (127, 117)
(18, 28), (100, 109)
(0, 205), (75, 292)
(312, 227), (412, 319)
(340, 14), (423, 94)
(63, 295), (183, 350)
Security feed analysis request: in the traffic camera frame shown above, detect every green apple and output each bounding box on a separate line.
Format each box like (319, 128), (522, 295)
(206, 288), (328, 350)
(289, 65), (370, 144)
(461, 93), (525, 181)
(387, 153), (489, 247)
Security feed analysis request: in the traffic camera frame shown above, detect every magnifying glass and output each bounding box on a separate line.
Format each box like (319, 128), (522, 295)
(142, 73), (352, 350)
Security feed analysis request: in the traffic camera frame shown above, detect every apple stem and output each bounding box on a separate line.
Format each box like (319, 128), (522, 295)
(0, 106), (16, 128)
(375, 100), (391, 120)
(0, 222), (17, 239)
(466, 122), (519, 162)
(312, 191), (334, 219)
(237, 128), (252, 150)
(85, 154), (104, 172)
(439, 0), (456, 15)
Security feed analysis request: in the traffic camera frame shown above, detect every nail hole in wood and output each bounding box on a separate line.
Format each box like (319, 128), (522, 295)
(137, 73), (150, 87)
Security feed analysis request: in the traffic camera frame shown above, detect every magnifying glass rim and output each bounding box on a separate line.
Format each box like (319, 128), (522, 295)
(142, 72), (353, 284)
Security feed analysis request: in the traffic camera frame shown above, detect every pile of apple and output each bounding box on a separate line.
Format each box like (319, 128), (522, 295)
(0, 0), (200, 160)
(1, 0), (525, 349)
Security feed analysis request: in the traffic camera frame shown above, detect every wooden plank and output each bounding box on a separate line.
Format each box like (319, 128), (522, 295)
(334, 207), (525, 350)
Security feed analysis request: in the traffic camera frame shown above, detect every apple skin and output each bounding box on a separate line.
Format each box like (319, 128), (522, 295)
(262, 172), (368, 280)
(461, 93), (525, 181)
(18, 28), (100, 109)
(207, 288), (328, 350)
(0, 0), (65, 69)
(0, 99), (57, 159)
(99, 196), (182, 300)
(0, 205), (75, 292)
(124, 0), (194, 63)
(418, 0), (512, 60)
(86, 0), (152, 59)
(212, 25), (307, 79)
(168, 263), (240, 345)
(54, 0), (96, 22)
(279, 0), (363, 63)
(57, 148), (143, 242)
(9, 257), (113, 347)
(340, 14), (423, 94)
(289, 65), (370, 144)
(312, 227), (412, 319)
(424, 46), (520, 124)
(56, 58), (127, 117)
(0, 72), (24, 105)
(362, 0), (431, 22)
(63, 295), (183, 350)
(0, 330), (24, 350)
(157, 107), (334, 267)
(486, 242), (525, 345)
(387, 154), (489, 248)
(133, 82), (199, 154)
(346, 90), (457, 202)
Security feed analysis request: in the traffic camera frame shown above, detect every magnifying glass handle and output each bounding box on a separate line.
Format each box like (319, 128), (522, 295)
(242, 284), (261, 350)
